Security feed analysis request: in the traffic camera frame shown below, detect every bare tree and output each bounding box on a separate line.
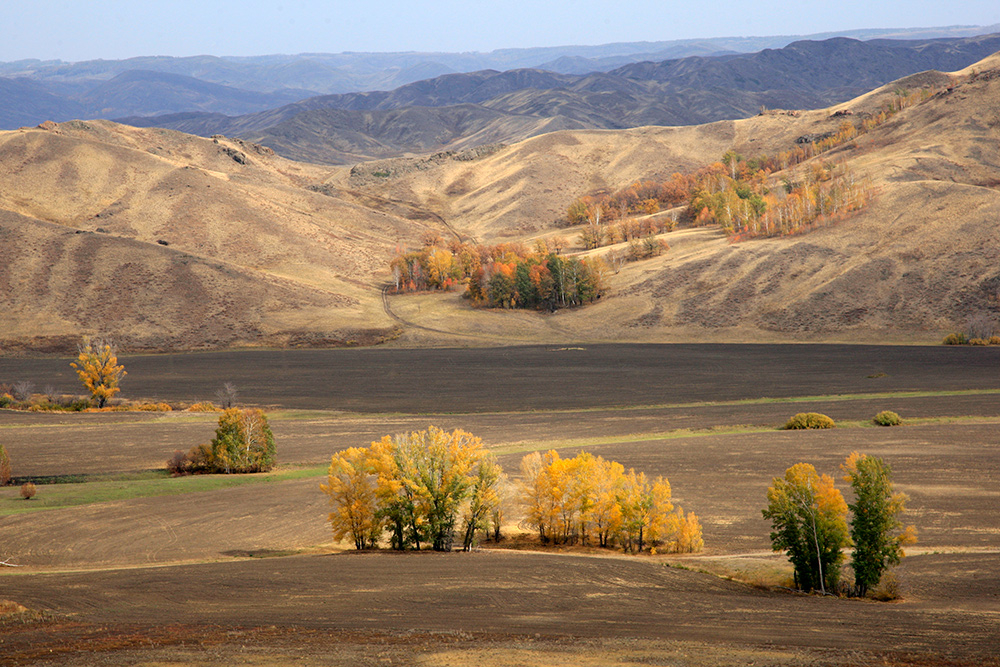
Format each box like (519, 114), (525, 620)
(965, 313), (997, 340)
(215, 382), (239, 409)
(11, 381), (34, 402)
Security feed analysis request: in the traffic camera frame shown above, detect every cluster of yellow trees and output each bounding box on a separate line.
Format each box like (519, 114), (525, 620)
(695, 161), (874, 240)
(321, 429), (703, 554)
(321, 427), (506, 551)
(519, 450), (703, 554)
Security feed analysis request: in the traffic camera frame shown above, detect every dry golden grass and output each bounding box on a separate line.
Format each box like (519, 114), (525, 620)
(0, 121), (426, 351)
(349, 55), (1000, 345)
(3, 54), (1000, 350)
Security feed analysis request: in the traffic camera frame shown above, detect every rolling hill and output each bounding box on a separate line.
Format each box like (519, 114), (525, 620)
(325, 56), (1000, 344)
(0, 121), (425, 353)
(1, 51), (999, 352)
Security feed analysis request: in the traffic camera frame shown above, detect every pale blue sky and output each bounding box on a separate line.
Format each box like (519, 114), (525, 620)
(4, 0), (1000, 61)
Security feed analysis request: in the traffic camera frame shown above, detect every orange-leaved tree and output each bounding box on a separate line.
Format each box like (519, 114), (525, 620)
(71, 337), (126, 408)
(762, 462), (850, 593)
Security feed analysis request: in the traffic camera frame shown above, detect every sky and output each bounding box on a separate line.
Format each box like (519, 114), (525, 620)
(3, 0), (1000, 62)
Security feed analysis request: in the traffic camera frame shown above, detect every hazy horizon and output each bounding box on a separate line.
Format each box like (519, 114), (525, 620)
(3, 1), (999, 62)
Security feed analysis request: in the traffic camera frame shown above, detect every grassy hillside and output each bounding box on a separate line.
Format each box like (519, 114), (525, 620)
(0, 121), (427, 352)
(2, 54), (998, 351)
(338, 57), (1000, 344)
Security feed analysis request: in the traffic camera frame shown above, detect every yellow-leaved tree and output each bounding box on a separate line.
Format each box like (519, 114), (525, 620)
(762, 462), (850, 593)
(71, 337), (126, 408)
(321, 447), (383, 550)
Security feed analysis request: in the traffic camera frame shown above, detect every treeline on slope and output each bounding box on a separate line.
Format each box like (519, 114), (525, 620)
(389, 239), (606, 310)
(565, 88), (933, 243)
(321, 427), (703, 554)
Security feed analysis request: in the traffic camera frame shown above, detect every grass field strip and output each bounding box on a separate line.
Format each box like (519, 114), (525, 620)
(4, 414), (998, 516)
(1, 388), (997, 429)
(269, 387), (1000, 420)
(0, 466), (326, 516)
(489, 415), (1000, 456)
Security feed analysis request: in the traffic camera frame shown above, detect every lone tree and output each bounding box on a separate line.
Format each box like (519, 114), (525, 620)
(71, 337), (126, 408)
(763, 463), (850, 593)
(842, 452), (917, 597)
(208, 408), (276, 473)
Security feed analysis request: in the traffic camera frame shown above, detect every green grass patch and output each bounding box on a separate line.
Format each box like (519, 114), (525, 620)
(0, 465), (327, 516)
(273, 388), (1000, 419)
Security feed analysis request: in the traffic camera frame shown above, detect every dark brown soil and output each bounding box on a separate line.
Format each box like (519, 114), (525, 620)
(2, 343), (999, 412)
(2, 345), (999, 665)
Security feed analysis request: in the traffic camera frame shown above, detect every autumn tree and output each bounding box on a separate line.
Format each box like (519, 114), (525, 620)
(208, 408), (276, 473)
(461, 453), (505, 550)
(321, 447), (383, 550)
(71, 337), (126, 408)
(0, 444), (11, 486)
(763, 463), (850, 593)
(842, 452), (916, 597)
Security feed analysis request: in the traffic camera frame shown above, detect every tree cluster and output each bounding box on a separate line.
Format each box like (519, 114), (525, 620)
(695, 160), (874, 241)
(389, 241), (606, 310)
(519, 450), (703, 554)
(169, 408), (276, 475)
(763, 452), (915, 596)
(321, 427), (506, 551)
(563, 89), (935, 245)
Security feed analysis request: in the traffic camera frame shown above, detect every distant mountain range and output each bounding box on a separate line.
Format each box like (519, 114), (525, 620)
(2, 23), (998, 130)
(122, 33), (1000, 164)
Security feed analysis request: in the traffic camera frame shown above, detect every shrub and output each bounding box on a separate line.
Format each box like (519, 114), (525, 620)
(783, 412), (835, 430)
(0, 445), (11, 486)
(137, 402), (172, 412)
(869, 570), (902, 601)
(166, 450), (189, 476)
(872, 410), (902, 427)
(186, 401), (221, 412)
(969, 337), (989, 346)
(67, 398), (90, 411)
(20, 482), (36, 500)
(990, 336), (1000, 345)
(942, 333), (966, 345)
(0, 393), (12, 408)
